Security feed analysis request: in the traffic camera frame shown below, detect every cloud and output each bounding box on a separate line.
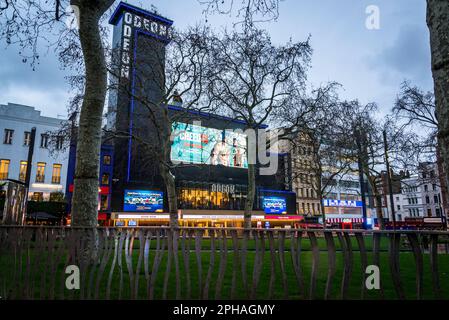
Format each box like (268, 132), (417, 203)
(0, 42), (72, 117)
(366, 24), (432, 88)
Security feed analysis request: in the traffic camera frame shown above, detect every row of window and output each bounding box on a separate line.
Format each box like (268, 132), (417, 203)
(407, 197), (419, 205)
(3, 129), (63, 149)
(298, 202), (320, 215)
(297, 187), (317, 199)
(403, 186), (418, 193)
(0, 159), (62, 184)
(425, 194), (440, 204)
(409, 208), (421, 217)
(423, 184), (437, 192)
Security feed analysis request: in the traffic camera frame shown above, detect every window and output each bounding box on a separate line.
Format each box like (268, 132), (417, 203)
(100, 194), (109, 211)
(101, 173), (109, 185)
(433, 184), (437, 191)
(3, 129), (13, 144)
(427, 208), (432, 217)
(103, 155), (111, 165)
(434, 195), (439, 204)
(40, 134), (49, 148)
(24, 131), (31, 146)
(19, 161), (27, 182)
(424, 185), (428, 192)
(56, 136), (64, 150)
(436, 208), (441, 217)
(0, 159), (10, 180)
(36, 162), (46, 183)
(51, 164), (62, 184)
(32, 192), (43, 202)
(426, 195), (430, 204)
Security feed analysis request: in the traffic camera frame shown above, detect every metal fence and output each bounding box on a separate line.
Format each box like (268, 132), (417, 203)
(0, 226), (448, 300)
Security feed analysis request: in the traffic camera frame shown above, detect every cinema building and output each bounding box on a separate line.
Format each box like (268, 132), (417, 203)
(65, 2), (299, 227)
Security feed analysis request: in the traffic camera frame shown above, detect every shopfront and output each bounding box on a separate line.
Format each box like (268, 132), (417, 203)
(112, 211), (302, 229)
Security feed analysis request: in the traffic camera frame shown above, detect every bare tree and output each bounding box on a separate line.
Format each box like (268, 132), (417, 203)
(275, 83), (359, 225)
(205, 26), (311, 227)
(0, 0), (116, 227)
(393, 81), (448, 216)
(199, 0), (282, 25)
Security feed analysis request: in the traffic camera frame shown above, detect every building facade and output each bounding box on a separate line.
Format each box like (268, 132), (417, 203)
(64, 2), (298, 228)
(280, 132), (367, 228)
(289, 133), (321, 216)
(0, 103), (68, 201)
(395, 175), (424, 220)
(381, 163), (445, 222)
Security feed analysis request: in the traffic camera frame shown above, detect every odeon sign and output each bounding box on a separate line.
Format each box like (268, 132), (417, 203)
(110, 3), (173, 80)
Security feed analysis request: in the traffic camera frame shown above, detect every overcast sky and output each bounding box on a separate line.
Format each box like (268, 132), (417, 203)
(0, 0), (433, 119)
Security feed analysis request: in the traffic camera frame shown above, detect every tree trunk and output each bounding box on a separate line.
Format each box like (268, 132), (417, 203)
(317, 166), (326, 229)
(244, 163), (256, 228)
(366, 174), (384, 230)
(159, 162), (179, 228)
(427, 1), (449, 216)
(71, 1), (112, 227)
(436, 142), (448, 217)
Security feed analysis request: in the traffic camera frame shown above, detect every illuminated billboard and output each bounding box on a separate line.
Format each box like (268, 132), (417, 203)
(170, 122), (247, 168)
(263, 196), (287, 214)
(124, 190), (164, 212)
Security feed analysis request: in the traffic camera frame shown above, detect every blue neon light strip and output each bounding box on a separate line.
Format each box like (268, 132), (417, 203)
(109, 1), (174, 26)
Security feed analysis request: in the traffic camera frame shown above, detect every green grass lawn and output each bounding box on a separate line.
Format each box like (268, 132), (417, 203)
(1, 235), (449, 300)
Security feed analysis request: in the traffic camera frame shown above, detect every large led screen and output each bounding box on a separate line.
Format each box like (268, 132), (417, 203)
(170, 122), (247, 168)
(124, 190), (164, 212)
(263, 196), (287, 214)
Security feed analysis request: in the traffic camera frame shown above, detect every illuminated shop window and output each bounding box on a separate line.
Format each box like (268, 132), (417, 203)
(0, 159), (10, 180)
(103, 155), (111, 165)
(36, 162), (46, 183)
(51, 164), (62, 184)
(19, 161), (27, 182)
(101, 173), (110, 185)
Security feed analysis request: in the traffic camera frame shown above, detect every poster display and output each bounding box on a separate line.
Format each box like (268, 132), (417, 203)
(263, 196), (287, 214)
(170, 122), (247, 168)
(124, 190), (164, 212)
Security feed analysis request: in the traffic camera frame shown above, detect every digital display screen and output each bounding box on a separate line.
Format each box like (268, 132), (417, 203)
(170, 122), (247, 168)
(124, 190), (164, 212)
(263, 197), (287, 214)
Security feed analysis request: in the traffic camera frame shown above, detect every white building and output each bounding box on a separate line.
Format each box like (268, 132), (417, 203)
(396, 175), (424, 220)
(0, 103), (69, 201)
(322, 170), (366, 227)
(419, 162), (444, 217)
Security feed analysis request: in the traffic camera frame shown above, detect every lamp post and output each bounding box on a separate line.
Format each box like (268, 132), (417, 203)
(355, 127), (368, 230)
(383, 130), (396, 230)
(24, 127), (36, 225)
